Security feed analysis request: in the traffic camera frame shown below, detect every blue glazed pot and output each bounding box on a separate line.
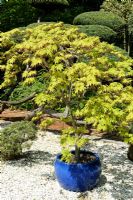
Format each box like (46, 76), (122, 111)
(54, 150), (101, 192)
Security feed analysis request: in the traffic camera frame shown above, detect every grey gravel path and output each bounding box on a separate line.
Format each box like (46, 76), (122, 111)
(0, 121), (133, 200)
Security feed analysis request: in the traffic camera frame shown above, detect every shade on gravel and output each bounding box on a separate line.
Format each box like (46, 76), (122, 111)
(0, 130), (133, 200)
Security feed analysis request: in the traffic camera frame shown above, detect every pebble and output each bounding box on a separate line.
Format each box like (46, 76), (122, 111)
(0, 121), (133, 200)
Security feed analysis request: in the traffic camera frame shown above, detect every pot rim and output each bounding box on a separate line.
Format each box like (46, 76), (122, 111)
(55, 150), (100, 166)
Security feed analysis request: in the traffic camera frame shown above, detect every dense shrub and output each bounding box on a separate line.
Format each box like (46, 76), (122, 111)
(9, 80), (45, 110)
(73, 11), (125, 32)
(77, 25), (117, 42)
(0, 121), (37, 160)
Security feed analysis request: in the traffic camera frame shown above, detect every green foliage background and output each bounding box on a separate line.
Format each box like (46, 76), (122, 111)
(0, 0), (104, 32)
(0, 0), (40, 32)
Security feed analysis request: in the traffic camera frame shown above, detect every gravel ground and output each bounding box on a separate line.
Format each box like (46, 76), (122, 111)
(0, 121), (133, 200)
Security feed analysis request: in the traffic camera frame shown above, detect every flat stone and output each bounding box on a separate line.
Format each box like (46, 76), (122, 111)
(0, 109), (31, 121)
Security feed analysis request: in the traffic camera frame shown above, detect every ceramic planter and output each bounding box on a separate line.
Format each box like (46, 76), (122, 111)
(54, 150), (101, 192)
(127, 144), (133, 161)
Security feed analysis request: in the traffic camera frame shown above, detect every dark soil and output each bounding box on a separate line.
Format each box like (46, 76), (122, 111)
(79, 152), (95, 163)
(69, 152), (96, 164)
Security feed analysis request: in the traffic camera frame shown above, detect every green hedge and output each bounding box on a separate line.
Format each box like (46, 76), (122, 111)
(73, 11), (125, 32)
(77, 25), (117, 42)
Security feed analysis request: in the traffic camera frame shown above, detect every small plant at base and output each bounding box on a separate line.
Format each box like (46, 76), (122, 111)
(0, 121), (37, 160)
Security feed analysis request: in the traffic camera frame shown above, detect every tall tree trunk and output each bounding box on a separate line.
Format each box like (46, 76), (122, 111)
(123, 26), (127, 51)
(128, 34), (131, 56)
(0, 92), (36, 105)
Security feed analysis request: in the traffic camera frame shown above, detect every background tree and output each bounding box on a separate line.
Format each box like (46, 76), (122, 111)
(0, 0), (40, 32)
(0, 0), (104, 32)
(30, 0), (103, 24)
(28, 0), (69, 5)
(101, 0), (133, 55)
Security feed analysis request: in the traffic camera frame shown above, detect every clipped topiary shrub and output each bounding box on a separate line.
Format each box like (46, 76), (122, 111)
(73, 11), (125, 31)
(0, 121), (37, 160)
(77, 25), (117, 42)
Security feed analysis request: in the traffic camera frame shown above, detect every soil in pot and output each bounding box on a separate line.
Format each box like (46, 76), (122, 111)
(62, 151), (96, 164)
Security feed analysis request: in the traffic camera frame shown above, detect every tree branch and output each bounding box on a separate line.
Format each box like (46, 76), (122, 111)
(0, 92), (36, 105)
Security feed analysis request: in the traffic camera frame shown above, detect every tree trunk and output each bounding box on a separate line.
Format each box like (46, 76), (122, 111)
(75, 145), (80, 163)
(63, 105), (69, 118)
(123, 26), (127, 51)
(0, 92), (36, 105)
(128, 34), (131, 56)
